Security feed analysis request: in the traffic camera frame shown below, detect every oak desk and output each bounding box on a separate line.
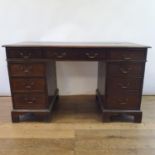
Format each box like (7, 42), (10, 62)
(3, 42), (150, 122)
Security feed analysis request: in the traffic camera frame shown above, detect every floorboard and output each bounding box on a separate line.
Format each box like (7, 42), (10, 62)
(0, 96), (155, 155)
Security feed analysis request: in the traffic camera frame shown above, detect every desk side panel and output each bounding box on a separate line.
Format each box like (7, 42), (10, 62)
(46, 61), (57, 104)
(97, 61), (106, 103)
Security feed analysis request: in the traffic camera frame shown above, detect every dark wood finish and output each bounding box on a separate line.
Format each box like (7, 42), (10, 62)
(11, 78), (45, 92)
(96, 90), (143, 123)
(3, 42), (150, 122)
(13, 93), (48, 109)
(97, 61), (106, 103)
(106, 93), (140, 110)
(106, 77), (142, 92)
(43, 48), (106, 60)
(107, 62), (145, 77)
(107, 48), (146, 61)
(11, 89), (58, 122)
(46, 61), (57, 104)
(6, 47), (42, 59)
(9, 63), (45, 77)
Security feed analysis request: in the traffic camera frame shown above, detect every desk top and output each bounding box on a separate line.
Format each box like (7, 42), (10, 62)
(3, 42), (150, 48)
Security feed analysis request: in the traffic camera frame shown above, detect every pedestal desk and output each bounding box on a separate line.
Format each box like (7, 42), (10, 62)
(3, 42), (150, 122)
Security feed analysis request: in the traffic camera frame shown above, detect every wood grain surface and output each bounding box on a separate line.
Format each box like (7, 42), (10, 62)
(0, 96), (155, 155)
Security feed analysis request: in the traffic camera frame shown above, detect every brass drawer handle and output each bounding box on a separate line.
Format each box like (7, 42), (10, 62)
(27, 101), (34, 104)
(24, 69), (30, 73)
(20, 52), (32, 59)
(119, 67), (131, 74)
(121, 86), (128, 89)
(85, 53), (98, 59)
(118, 83), (130, 89)
(24, 81), (34, 89)
(20, 65), (32, 73)
(24, 97), (36, 104)
(120, 102), (127, 105)
(118, 98), (129, 105)
(123, 57), (132, 60)
(55, 52), (66, 58)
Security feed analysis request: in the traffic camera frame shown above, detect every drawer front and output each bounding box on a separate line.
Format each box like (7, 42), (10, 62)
(106, 94), (140, 110)
(44, 48), (76, 60)
(43, 48), (106, 60)
(9, 63), (45, 77)
(108, 49), (146, 61)
(13, 93), (48, 109)
(7, 48), (42, 59)
(76, 48), (106, 60)
(106, 77), (142, 93)
(107, 63), (144, 77)
(11, 78), (45, 92)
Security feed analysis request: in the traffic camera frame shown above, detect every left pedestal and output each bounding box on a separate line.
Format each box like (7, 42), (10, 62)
(7, 60), (58, 122)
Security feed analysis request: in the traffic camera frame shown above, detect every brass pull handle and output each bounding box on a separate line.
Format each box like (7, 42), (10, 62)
(25, 85), (32, 89)
(85, 53), (98, 59)
(24, 97), (36, 104)
(123, 57), (132, 60)
(27, 101), (34, 104)
(121, 86), (128, 89)
(55, 52), (66, 58)
(118, 82), (130, 89)
(118, 98), (128, 105)
(24, 67), (32, 73)
(24, 81), (34, 89)
(120, 67), (131, 74)
(120, 102), (127, 105)
(20, 65), (32, 73)
(20, 52), (32, 59)
(24, 69), (30, 73)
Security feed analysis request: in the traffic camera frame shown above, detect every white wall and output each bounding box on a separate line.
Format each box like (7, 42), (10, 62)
(0, 0), (155, 95)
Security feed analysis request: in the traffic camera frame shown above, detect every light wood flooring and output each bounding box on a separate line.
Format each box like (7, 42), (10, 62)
(0, 96), (155, 155)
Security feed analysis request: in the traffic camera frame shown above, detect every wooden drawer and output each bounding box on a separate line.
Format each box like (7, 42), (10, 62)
(43, 48), (76, 60)
(108, 49), (146, 61)
(9, 63), (45, 77)
(106, 77), (142, 93)
(107, 63), (144, 77)
(106, 94), (140, 110)
(13, 93), (48, 109)
(7, 48), (42, 59)
(76, 48), (106, 60)
(11, 78), (45, 92)
(43, 48), (106, 60)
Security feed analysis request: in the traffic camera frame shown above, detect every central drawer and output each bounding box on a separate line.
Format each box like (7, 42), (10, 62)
(43, 48), (106, 60)
(75, 48), (106, 60)
(43, 48), (76, 60)
(13, 93), (48, 109)
(11, 78), (46, 92)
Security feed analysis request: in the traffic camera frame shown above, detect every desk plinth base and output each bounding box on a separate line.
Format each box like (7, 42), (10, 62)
(11, 89), (59, 123)
(96, 89), (142, 123)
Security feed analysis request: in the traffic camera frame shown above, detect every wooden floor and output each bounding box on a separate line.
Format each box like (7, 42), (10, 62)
(0, 96), (155, 155)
